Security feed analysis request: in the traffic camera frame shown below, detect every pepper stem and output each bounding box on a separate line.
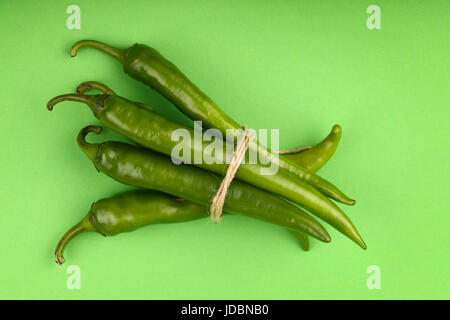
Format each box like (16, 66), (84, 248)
(70, 40), (125, 64)
(276, 146), (311, 155)
(76, 81), (117, 96)
(55, 215), (94, 265)
(77, 126), (103, 162)
(47, 94), (95, 111)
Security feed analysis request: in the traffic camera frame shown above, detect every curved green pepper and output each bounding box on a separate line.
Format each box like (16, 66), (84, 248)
(55, 190), (206, 265)
(284, 125), (342, 173)
(69, 41), (355, 206)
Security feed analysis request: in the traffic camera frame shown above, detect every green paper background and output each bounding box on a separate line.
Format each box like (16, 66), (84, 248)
(0, 0), (448, 299)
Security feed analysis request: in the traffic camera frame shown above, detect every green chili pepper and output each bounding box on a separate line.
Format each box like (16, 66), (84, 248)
(69, 41), (355, 206)
(55, 190), (314, 264)
(54, 190), (207, 265)
(74, 125), (331, 246)
(288, 230), (310, 251)
(283, 125), (343, 249)
(284, 125), (342, 173)
(47, 92), (365, 249)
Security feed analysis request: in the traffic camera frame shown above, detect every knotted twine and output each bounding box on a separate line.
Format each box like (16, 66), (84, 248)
(208, 127), (310, 222)
(209, 127), (253, 223)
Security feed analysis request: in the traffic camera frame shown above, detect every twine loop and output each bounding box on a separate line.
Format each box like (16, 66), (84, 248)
(210, 127), (253, 222)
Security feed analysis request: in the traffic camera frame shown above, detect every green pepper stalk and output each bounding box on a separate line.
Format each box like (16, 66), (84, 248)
(76, 80), (117, 96)
(69, 41), (355, 206)
(55, 215), (94, 265)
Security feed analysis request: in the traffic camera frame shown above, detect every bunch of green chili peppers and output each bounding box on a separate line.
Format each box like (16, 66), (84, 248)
(49, 40), (366, 265)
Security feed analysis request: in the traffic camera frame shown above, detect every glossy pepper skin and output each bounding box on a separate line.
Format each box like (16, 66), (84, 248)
(283, 124), (343, 249)
(69, 41), (355, 206)
(55, 190), (313, 264)
(54, 190), (208, 265)
(285, 125), (342, 173)
(75, 125), (331, 244)
(47, 93), (365, 249)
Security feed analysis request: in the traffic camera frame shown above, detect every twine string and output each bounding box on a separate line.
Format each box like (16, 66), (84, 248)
(210, 127), (253, 223)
